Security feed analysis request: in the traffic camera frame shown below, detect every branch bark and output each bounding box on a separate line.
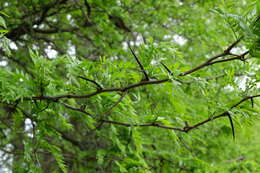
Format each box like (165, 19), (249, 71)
(179, 37), (244, 76)
(101, 94), (260, 133)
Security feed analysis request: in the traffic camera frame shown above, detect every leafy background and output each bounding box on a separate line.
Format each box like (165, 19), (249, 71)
(0, 0), (259, 172)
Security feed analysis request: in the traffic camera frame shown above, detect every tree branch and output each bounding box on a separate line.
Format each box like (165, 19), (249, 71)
(208, 51), (249, 65)
(24, 79), (169, 102)
(179, 37), (244, 76)
(20, 39), (250, 104)
(60, 102), (94, 118)
(33, 27), (79, 34)
(101, 94), (260, 133)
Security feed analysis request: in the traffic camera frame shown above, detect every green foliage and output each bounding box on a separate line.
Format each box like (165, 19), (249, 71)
(0, 0), (260, 172)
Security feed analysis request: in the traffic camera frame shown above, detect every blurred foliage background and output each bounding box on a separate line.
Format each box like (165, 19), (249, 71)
(0, 0), (259, 172)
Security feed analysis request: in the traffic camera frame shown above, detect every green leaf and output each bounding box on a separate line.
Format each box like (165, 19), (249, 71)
(97, 149), (107, 165)
(0, 16), (6, 28)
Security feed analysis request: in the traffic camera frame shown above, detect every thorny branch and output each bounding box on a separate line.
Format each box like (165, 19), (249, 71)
(179, 37), (244, 76)
(101, 94), (260, 133)
(22, 38), (249, 102)
(24, 79), (170, 102)
(13, 37), (257, 136)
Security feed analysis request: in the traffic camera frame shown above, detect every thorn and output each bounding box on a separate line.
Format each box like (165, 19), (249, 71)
(250, 98), (254, 108)
(129, 46), (149, 81)
(160, 62), (173, 75)
(227, 112), (235, 140)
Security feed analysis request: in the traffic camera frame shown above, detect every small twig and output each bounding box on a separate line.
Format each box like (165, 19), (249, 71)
(179, 38), (244, 76)
(33, 101), (50, 114)
(160, 62), (185, 83)
(95, 92), (128, 129)
(78, 76), (103, 90)
(129, 46), (149, 81)
(176, 134), (196, 157)
(208, 51), (249, 65)
(224, 36), (243, 54)
(60, 102), (94, 118)
(102, 92), (128, 116)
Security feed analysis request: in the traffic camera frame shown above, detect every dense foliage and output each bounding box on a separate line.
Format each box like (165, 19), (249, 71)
(0, 0), (259, 172)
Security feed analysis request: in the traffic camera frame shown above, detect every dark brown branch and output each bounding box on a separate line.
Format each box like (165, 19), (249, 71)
(230, 95), (260, 109)
(179, 53), (225, 76)
(101, 94), (260, 133)
(78, 76), (103, 90)
(179, 38), (243, 76)
(33, 27), (79, 34)
(60, 102), (93, 118)
(208, 51), (249, 65)
(109, 15), (131, 33)
(224, 37), (243, 54)
(129, 46), (149, 81)
(24, 79), (169, 102)
(100, 119), (184, 131)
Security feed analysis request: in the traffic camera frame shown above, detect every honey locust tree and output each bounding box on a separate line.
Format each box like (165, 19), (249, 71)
(0, 0), (260, 172)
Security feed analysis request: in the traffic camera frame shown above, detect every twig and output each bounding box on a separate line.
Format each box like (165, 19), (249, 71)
(102, 91), (128, 116)
(179, 37), (243, 76)
(176, 135), (196, 157)
(60, 102), (94, 118)
(95, 91), (128, 129)
(208, 51), (249, 65)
